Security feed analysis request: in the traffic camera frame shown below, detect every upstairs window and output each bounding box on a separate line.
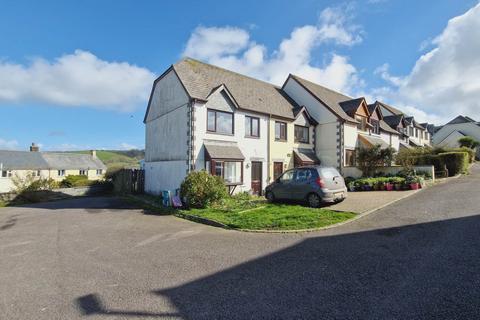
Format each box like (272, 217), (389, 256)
(356, 116), (368, 131)
(371, 119), (380, 135)
(294, 125), (309, 143)
(409, 127), (414, 136)
(207, 109), (234, 135)
(275, 121), (287, 141)
(245, 116), (260, 137)
(415, 128), (419, 138)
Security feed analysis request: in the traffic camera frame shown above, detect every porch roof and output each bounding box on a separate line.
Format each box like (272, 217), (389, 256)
(358, 134), (391, 149)
(293, 148), (320, 165)
(204, 142), (245, 160)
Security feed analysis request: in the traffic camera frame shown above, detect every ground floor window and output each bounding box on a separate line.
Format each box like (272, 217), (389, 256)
(96, 169), (103, 175)
(345, 149), (356, 167)
(58, 169), (66, 177)
(79, 170), (87, 176)
(208, 160), (243, 184)
(1, 170), (12, 178)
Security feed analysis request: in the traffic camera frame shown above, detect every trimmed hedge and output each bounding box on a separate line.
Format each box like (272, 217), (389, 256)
(414, 151), (468, 177)
(438, 152), (469, 176)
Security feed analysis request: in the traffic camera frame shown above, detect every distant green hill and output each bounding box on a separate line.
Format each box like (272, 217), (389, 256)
(75, 150), (144, 171)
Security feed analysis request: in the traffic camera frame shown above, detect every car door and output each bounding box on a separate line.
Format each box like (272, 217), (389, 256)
(290, 168), (314, 200)
(274, 169), (295, 199)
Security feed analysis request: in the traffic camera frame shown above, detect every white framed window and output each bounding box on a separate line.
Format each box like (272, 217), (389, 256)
(1, 170), (12, 178)
(79, 170), (87, 176)
(96, 169), (103, 175)
(294, 125), (309, 143)
(32, 170), (41, 177)
(58, 170), (66, 177)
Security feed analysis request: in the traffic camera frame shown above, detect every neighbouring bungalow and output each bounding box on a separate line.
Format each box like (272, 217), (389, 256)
(0, 144), (106, 193)
(433, 115), (480, 158)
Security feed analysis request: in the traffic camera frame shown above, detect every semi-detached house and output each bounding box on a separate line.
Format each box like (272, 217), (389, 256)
(144, 58), (427, 195)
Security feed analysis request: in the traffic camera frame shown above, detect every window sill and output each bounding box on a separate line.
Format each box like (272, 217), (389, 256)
(294, 140), (309, 144)
(206, 131), (234, 137)
(275, 139), (288, 142)
(245, 135), (260, 139)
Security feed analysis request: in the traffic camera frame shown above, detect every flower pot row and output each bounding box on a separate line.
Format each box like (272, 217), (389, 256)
(347, 176), (424, 192)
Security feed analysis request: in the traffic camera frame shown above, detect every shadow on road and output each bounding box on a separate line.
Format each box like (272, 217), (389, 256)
(75, 214), (480, 319)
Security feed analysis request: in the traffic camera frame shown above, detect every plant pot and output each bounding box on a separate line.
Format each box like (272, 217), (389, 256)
(385, 183), (394, 191)
(363, 185), (372, 191)
(394, 183), (402, 191)
(410, 183), (419, 190)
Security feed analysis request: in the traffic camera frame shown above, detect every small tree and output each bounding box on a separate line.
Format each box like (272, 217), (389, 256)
(356, 145), (395, 177)
(180, 170), (228, 208)
(458, 136), (480, 149)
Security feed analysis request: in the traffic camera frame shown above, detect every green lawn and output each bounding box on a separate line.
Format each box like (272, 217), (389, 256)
(127, 194), (356, 231)
(183, 199), (356, 230)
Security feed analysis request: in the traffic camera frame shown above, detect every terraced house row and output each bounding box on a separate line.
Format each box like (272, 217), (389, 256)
(143, 58), (431, 195)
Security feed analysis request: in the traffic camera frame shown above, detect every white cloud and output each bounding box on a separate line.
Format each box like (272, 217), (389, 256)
(374, 3), (480, 124)
(0, 138), (19, 150)
(182, 5), (363, 94)
(120, 142), (138, 150)
(0, 50), (155, 112)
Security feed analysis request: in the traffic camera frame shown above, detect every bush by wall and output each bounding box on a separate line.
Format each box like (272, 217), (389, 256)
(180, 171), (228, 208)
(438, 152), (469, 176)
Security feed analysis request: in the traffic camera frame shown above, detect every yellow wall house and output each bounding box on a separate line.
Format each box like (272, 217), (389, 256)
(269, 106), (319, 182)
(0, 144), (107, 193)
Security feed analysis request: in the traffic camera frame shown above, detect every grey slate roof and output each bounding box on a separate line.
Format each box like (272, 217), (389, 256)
(288, 75), (358, 123)
(0, 151), (106, 170)
(383, 115), (404, 128)
(172, 58), (298, 119)
(204, 142), (245, 160)
(379, 120), (401, 135)
(0, 151), (49, 170)
(377, 101), (404, 116)
(42, 153), (107, 170)
(339, 98), (366, 118)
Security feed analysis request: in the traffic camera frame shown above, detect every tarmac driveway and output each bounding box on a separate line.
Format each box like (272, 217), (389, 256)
(1, 165), (480, 319)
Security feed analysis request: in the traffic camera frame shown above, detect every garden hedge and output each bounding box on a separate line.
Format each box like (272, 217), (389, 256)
(437, 152), (469, 176)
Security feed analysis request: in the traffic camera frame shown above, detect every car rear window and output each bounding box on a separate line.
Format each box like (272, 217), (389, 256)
(320, 168), (340, 179)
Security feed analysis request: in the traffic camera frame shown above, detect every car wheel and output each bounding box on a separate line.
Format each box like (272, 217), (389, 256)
(307, 193), (321, 208)
(265, 191), (275, 203)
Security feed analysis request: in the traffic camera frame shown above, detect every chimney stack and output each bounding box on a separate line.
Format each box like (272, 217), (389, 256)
(30, 143), (39, 152)
(90, 150), (97, 158)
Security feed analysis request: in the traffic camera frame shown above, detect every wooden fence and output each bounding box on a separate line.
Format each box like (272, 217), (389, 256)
(113, 169), (145, 194)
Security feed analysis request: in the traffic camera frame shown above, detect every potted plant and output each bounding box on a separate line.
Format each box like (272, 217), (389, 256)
(385, 178), (394, 191)
(348, 180), (356, 192)
(362, 179), (373, 191)
(392, 177), (404, 191)
(406, 176), (420, 190)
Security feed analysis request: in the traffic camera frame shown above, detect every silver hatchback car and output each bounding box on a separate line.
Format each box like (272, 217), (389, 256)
(265, 166), (348, 207)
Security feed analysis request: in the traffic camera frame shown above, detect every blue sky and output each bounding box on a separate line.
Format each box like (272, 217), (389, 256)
(0, 0), (479, 151)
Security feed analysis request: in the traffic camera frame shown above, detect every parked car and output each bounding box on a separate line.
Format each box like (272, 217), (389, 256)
(265, 166), (347, 207)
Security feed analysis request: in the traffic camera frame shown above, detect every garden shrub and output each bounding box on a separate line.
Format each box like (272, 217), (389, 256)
(60, 175), (93, 187)
(356, 145), (395, 177)
(458, 136), (480, 149)
(180, 170), (228, 208)
(437, 152), (469, 176)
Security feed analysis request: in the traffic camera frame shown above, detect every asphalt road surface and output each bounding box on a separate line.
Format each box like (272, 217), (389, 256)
(1, 165), (479, 319)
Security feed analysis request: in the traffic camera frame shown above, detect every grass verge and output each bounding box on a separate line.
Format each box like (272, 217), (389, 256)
(127, 194), (355, 231)
(186, 203), (355, 230)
